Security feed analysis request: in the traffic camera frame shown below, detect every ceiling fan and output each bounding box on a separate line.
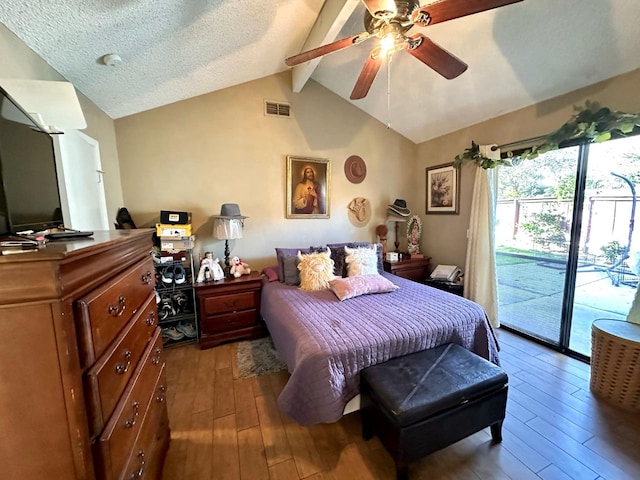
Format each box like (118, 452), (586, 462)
(285, 0), (523, 100)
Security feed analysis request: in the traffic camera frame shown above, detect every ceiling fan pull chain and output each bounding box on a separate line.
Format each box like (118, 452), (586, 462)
(386, 53), (393, 129)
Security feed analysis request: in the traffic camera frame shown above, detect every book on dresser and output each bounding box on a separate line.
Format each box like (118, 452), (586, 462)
(0, 230), (170, 480)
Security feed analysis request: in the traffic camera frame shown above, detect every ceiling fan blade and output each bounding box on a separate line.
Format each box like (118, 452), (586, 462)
(285, 33), (369, 67)
(404, 34), (468, 79)
(350, 52), (383, 100)
(412, 0), (523, 27)
(361, 0), (397, 18)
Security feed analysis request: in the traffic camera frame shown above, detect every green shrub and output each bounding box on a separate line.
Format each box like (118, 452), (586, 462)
(600, 240), (624, 264)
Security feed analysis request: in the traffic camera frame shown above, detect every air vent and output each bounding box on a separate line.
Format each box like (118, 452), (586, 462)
(264, 100), (291, 118)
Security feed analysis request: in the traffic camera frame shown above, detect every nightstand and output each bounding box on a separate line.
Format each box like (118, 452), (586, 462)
(194, 271), (265, 349)
(383, 256), (430, 283)
(424, 279), (464, 297)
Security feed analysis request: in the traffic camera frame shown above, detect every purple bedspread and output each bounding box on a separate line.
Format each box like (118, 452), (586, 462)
(260, 273), (499, 425)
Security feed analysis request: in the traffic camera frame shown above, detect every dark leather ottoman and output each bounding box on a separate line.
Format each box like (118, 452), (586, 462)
(360, 343), (508, 480)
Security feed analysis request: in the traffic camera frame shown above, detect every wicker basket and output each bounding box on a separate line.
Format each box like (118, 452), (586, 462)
(590, 319), (640, 412)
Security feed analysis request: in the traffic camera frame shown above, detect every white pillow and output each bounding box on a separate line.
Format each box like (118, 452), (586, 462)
(344, 245), (378, 276)
(297, 248), (335, 291)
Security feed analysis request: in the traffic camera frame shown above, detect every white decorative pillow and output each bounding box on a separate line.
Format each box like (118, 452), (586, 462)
(297, 248), (335, 291)
(329, 274), (399, 301)
(344, 245), (379, 276)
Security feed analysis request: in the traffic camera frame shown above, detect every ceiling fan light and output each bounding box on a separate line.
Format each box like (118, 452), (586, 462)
(379, 33), (396, 54)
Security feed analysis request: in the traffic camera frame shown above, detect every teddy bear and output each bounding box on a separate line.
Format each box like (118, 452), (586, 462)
(230, 256), (251, 278)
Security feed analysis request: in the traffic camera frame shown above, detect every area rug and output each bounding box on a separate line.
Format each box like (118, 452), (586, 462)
(236, 336), (287, 378)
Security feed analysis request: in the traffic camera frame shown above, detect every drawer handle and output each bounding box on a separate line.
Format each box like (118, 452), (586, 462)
(108, 295), (127, 317)
(141, 271), (153, 284)
(115, 349), (132, 375)
(129, 450), (145, 479)
(156, 384), (167, 403)
(145, 310), (156, 326)
(123, 401), (140, 429)
(151, 347), (162, 365)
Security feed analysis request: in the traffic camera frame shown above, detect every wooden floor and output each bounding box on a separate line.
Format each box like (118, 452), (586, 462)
(161, 330), (640, 479)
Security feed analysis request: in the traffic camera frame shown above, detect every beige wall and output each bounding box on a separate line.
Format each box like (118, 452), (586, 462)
(115, 72), (416, 269)
(0, 24), (124, 220)
(416, 67), (640, 271)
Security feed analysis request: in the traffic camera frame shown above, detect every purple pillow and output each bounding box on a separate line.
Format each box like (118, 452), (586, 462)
(261, 265), (279, 282)
(329, 274), (399, 301)
(327, 242), (384, 277)
(275, 247), (310, 282)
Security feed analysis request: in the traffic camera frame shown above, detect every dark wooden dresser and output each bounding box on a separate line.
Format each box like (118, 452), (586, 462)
(383, 256), (431, 283)
(0, 230), (169, 480)
(195, 271), (265, 349)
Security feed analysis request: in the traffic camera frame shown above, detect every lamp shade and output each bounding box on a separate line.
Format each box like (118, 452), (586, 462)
(214, 218), (243, 240)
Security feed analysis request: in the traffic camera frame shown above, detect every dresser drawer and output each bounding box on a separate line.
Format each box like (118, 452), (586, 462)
(120, 372), (169, 480)
(203, 291), (256, 315)
(76, 257), (155, 365)
(94, 328), (164, 480)
(201, 309), (257, 333)
(85, 293), (158, 437)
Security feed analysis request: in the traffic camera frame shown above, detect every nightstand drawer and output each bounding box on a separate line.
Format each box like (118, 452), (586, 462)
(195, 271), (264, 349)
(202, 309), (257, 333)
(203, 291), (255, 315)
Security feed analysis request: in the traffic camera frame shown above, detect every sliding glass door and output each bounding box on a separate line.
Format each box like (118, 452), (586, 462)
(568, 137), (640, 355)
(496, 136), (640, 357)
(496, 146), (579, 346)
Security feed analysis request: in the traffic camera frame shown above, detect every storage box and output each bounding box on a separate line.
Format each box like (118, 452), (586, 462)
(156, 223), (192, 238)
(160, 210), (191, 225)
(385, 252), (399, 262)
(160, 237), (194, 252)
(159, 251), (186, 262)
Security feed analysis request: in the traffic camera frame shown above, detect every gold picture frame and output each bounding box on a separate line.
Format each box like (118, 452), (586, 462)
(286, 156), (331, 219)
(426, 162), (460, 214)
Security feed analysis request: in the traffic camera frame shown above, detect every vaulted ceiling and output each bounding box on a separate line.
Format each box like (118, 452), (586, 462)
(1, 0), (639, 144)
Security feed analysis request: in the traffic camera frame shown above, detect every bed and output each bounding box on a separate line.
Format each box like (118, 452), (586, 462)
(260, 269), (500, 425)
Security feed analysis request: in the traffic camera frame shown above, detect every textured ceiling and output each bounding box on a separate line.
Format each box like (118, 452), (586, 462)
(1, 0), (640, 144)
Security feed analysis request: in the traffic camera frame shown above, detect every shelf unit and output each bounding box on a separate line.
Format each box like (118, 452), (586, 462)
(153, 250), (198, 347)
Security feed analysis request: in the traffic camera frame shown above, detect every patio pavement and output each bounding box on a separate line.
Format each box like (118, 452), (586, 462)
(497, 256), (637, 356)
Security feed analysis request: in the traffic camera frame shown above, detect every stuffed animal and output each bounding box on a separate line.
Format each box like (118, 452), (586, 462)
(230, 256), (251, 278)
(344, 245), (378, 276)
(297, 248), (334, 291)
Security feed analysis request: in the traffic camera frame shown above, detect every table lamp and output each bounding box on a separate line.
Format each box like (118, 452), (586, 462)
(213, 203), (247, 276)
(386, 199), (411, 253)
(387, 216), (407, 253)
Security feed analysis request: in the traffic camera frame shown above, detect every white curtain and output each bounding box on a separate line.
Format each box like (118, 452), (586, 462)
(464, 145), (500, 327)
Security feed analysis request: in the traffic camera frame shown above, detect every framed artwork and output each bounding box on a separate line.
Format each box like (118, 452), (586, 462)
(286, 156), (331, 219)
(426, 162), (460, 214)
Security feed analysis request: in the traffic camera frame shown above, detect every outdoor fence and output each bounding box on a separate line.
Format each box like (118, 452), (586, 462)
(496, 195), (637, 259)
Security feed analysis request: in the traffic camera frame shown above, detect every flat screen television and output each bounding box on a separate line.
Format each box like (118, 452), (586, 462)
(0, 85), (63, 235)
